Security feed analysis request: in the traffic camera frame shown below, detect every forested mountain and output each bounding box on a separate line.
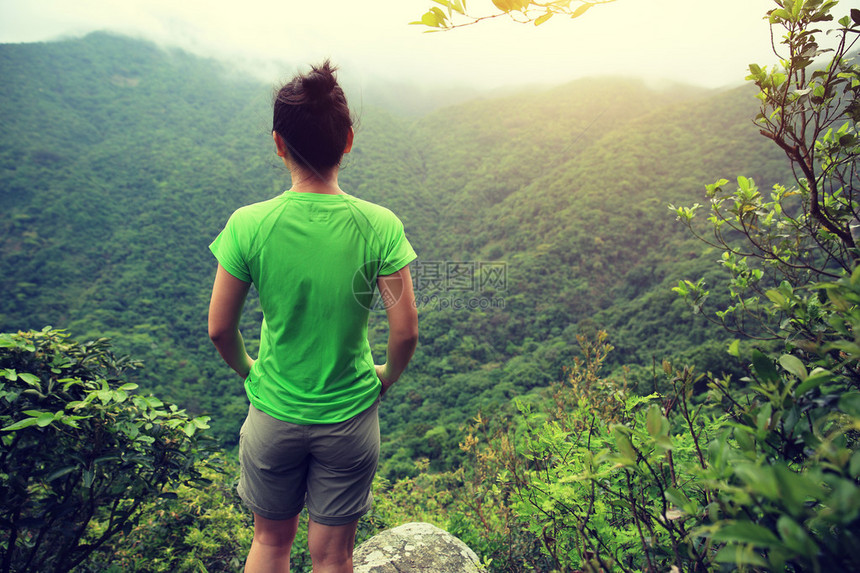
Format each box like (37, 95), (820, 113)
(0, 32), (791, 475)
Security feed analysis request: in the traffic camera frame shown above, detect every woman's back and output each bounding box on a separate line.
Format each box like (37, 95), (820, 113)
(210, 191), (415, 423)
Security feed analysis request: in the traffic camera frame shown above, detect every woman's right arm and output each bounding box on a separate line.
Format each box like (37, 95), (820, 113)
(208, 263), (255, 378)
(376, 265), (418, 394)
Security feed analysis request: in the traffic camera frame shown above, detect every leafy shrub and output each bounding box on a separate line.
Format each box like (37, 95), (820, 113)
(445, 6), (860, 569)
(0, 327), (213, 573)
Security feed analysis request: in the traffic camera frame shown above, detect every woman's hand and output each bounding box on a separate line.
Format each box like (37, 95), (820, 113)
(375, 363), (394, 395)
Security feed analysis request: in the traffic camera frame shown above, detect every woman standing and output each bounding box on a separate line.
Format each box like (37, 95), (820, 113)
(208, 61), (418, 573)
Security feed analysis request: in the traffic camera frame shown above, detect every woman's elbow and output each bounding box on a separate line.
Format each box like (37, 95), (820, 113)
(208, 319), (232, 344)
(394, 321), (419, 348)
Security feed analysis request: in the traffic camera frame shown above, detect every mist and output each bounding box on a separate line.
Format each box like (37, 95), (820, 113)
(0, 0), (783, 93)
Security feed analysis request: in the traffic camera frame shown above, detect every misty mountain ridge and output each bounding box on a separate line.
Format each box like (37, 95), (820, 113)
(0, 32), (790, 473)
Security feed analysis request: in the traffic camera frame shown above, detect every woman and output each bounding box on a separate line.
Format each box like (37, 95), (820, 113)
(208, 61), (418, 573)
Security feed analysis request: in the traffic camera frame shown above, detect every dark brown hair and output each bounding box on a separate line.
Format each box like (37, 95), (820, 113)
(273, 60), (352, 173)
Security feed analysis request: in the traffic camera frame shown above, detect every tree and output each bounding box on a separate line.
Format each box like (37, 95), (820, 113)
(407, 1), (860, 571)
(411, 0), (618, 30)
(0, 328), (214, 573)
(672, 1), (860, 340)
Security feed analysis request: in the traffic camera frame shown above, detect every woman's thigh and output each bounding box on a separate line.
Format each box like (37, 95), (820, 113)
(304, 400), (380, 526)
(238, 404), (310, 520)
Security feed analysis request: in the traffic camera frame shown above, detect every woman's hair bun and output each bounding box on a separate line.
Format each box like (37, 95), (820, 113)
(300, 60), (339, 110)
(272, 60), (353, 172)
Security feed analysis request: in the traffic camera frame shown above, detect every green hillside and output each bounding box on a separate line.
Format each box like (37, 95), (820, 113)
(0, 32), (790, 473)
(5, 3), (860, 569)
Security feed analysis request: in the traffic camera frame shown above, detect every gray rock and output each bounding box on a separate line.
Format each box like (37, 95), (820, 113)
(354, 522), (482, 572)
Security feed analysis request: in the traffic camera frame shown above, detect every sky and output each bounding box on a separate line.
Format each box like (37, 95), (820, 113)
(0, 0), (798, 91)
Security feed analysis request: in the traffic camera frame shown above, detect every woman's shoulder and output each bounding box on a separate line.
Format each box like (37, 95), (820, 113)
(345, 195), (402, 225)
(228, 195), (287, 223)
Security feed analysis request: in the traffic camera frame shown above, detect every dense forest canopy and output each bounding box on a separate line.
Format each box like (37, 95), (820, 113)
(0, 32), (791, 474)
(4, 2), (860, 568)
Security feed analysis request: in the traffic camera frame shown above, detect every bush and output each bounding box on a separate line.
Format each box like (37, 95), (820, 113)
(0, 327), (214, 573)
(88, 453), (253, 573)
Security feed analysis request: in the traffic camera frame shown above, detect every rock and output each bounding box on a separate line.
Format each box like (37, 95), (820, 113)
(354, 522), (482, 572)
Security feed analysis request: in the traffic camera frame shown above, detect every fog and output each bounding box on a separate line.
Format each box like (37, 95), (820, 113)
(0, 0), (785, 91)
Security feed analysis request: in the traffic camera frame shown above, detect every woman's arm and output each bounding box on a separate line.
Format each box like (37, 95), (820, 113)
(208, 263), (255, 378)
(375, 265), (419, 394)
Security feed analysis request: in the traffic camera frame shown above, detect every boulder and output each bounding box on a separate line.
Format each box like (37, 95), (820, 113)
(354, 522), (482, 572)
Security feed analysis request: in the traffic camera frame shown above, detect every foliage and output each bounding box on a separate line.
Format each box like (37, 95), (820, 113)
(91, 452), (410, 573)
(411, 0), (618, 31)
(671, 1), (860, 340)
(0, 328), (214, 573)
(84, 453), (252, 573)
(385, 3), (860, 572)
(657, 1), (860, 570)
(451, 334), (710, 572)
(444, 316), (860, 572)
(694, 280), (860, 571)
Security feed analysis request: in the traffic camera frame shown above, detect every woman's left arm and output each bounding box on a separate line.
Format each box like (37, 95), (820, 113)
(208, 263), (255, 378)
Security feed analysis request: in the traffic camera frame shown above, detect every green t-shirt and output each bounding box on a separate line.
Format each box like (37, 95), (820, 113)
(210, 191), (417, 424)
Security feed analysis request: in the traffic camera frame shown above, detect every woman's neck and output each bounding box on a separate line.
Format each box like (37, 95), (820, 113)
(287, 166), (344, 195)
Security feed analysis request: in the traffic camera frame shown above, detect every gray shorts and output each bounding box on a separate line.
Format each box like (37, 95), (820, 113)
(237, 400), (380, 526)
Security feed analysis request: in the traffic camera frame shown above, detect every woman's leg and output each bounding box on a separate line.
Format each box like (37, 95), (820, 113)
(307, 518), (359, 573)
(244, 512), (300, 573)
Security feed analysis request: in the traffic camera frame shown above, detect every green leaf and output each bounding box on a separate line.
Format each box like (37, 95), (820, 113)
(665, 487), (695, 513)
(769, 8), (792, 23)
(18, 372), (41, 387)
(838, 392), (860, 417)
(714, 545), (769, 567)
(751, 350), (779, 383)
(712, 520), (782, 548)
(778, 354), (807, 381)
(756, 403), (772, 433)
(776, 515), (817, 557)
(46, 466), (78, 482)
(853, 265), (860, 288)
(646, 404), (663, 438)
(765, 288), (787, 306)
(735, 463), (778, 499)
(727, 339), (740, 357)
(83, 467), (94, 489)
(850, 450), (860, 478)
(795, 368), (832, 395)
(612, 426), (636, 462)
(2, 417), (40, 431)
